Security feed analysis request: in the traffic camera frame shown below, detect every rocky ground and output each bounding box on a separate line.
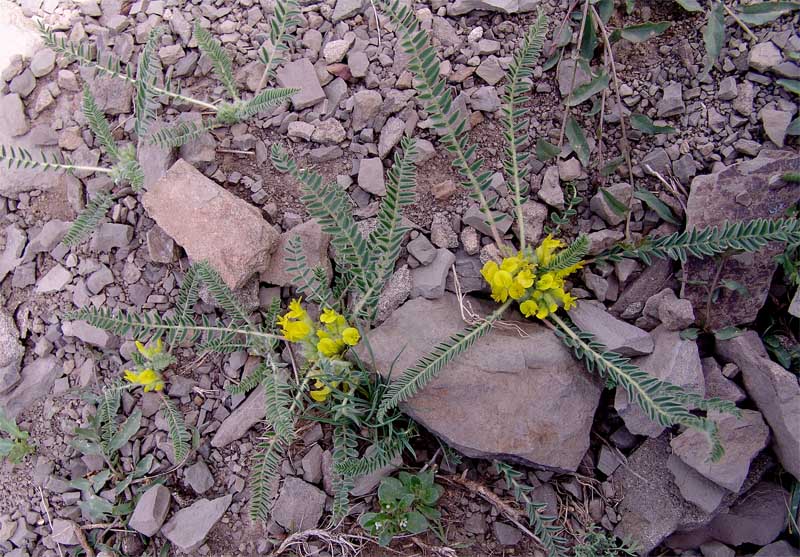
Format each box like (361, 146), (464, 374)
(0, 0), (799, 556)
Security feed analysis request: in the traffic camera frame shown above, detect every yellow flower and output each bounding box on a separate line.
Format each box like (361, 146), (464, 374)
(535, 235), (564, 266)
(515, 269), (534, 289)
(519, 299), (538, 318)
(562, 293), (577, 310)
(135, 339), (163, 360)
(124, 368), (164, 392)
(508, 282), (526, 300)
(317, 337), (342, 358)
(342, 327), (360, 346)
(310, 380), (332, 402)
(279, 315), (313, 342)
(287, 298), (307, 319)
(480, 260), (499, 283)
(537, 273), (557, 291)
(320, 308), (340, 324)
(500, 256), (523, 274)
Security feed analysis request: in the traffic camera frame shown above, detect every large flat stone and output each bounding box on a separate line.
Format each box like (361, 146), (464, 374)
(0, 356), (61, 418)
(161, 494), (231, 552)
(272, 477), (326, 532)
(260, 219), (331, 287)
(357, 294), (603, 471)
(449, 0), (539, 16)
(142, 159), (279, 289)
(210, 384), (266, 448)
(570, 300), (653, 356)
(682, 150), (800, 329)
(276, 59), (325, 110)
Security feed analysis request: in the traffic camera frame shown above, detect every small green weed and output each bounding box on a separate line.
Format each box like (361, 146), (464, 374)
(0, 409), (34, 464)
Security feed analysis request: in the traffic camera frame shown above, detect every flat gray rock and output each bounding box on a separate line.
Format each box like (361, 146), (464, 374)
(161, 494), (232, 552)
(754, 541), (800, 557)
(449, 0), (539, 15)
(357, 158), (386, 196)
(0, 356), (61, 418)
(261, 219), (331, 287)
(356, 294), (602, 471)
(143, 159), (279, 289)
(707, 482), (789, 547)
(570, 300), (654, 356)
(0, 309), (23, 394)
(211, 384), (266, 448)
(276, 59), (325, 110)
(272, 477), (326, 532)
(410, 248), (455, 299)
(129, 484), (171, 537)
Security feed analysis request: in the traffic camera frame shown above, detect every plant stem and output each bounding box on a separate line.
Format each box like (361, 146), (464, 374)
(558, 0), (592, 148)
(721, 2), (758, 42)
(704, 253), (729, 328)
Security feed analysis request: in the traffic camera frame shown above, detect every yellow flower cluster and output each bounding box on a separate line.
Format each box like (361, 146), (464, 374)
(278, 300), (361, 358)
(480, 235), (581, 320)
(124, 339), (165, 392)
(278, 300), (362, 403)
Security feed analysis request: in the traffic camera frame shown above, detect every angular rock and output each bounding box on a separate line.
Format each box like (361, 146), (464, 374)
(657, 83), (686, 118)
(184, 460), (214, 494)
(378, 117), (405, 158)
(615, 326), (704, 437)
(749, 42), (782, 72)
(512, 200), (547, 246)
(89, 75), (133, 115)
(0, 225), (26, 283)
(357, 294), (603, 471)
(470, 86), (500, 112)
(557, 59), (591, 97)
(476, 56), (504, 85)
(90, 223), (133, 252)
(302, 444), (323, 484)
(410, 248), (455, 299)
(311, 118), (346, 144)
(569, 300), (654, 356)
(51, 519), (80, 546)
(129, 484), (171, 537)
(681, 150), (800, 329)
(161, 494), (232, 552)
(276, 59), (326, 110)
(702, 358), (745, 403)
(30, 48), (55, 77)
(537, 166), (565, 209)
(143, 159), (279, 289)
(35, 264), (72, 293)
(0, 309), (24, 394)
(0, 94), (29, 137)
(272, 477), (326, 532)
(449, 0), (538, 16)
(146, 226), (176, 263)
(376, 264), (412, 323)
(707, 482), (789, 546)
(407, 235), (437, 266)
(261, 220), (331, 286)
(61, 320), (115, 349)
(332, 0), (363, 21)
(0, 356), (61, 418)
(761, 107), (792, 148)
(657, 293), (696, 331)
(754, 541), (800, 557)
(716, 331), (800, 480)
(671, 410), (768, 493)
(211, 385), (266, 448)
(700, 541), (735, 557)
(667, 453), (728, 513)
(351, 90), (382, 131)
(350, 444), (402, 496)
(590, 182), (632, 226)
(357, 158), (386, 196)
(138, 121), (177, 189)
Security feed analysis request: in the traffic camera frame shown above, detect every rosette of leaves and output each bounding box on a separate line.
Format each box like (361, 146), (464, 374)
(359, 471), (444, 546)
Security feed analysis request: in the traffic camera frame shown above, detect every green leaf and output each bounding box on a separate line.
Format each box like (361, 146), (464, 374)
(134, 454), (154, 478)
(108, 409), (141, 452)
(557, 23), (572, 48)
(787, 117), (800, 136)
(580, 11), (598, 60)
(600, 157), (624, 177)
(566, 72), (610, 106)
(675, 0), (703, 12)
(92, 469), (112, 492)
(536, 138), (560, 162)
(714, 326), (743, 341)
(633, 189), (680, 225)
(720, 279), (750, 297)
(704, 2), (726, 66)
(565, 116), (590, 167)
(0, 439), (13, 457)
(737, 2), (800, 25)
(601, 187), (629, 216)
(405, 510), (430, 534)
(80, 495), (114, 521)
(596, 0), (614, 23)
(543, 49), (561, 72)
(680, 327), (700, 340)
(621, 22), (671, 43)
(626, 0), (636, 14)
(378, 477), (406, 502)
(777, 79), (800, 96)
(0, 409), (24, 439)
(630, 113), (677, 135)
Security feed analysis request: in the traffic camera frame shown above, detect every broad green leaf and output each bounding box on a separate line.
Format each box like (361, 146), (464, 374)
(600, 187), (629, 216)
(542, 49), (562, 72)
(787, 117), (800, 136)
(69, 478), (93, 493)
(108, 409), (141, 452)
(580, 11), (598, 60)
(134, 454), (155, 478)
(597, 0), (614, 23)
(704, 2), (726, 65)
(80, 495), (114, 521)
(680, 327), (700, 340)
(557, 23), (572, 48)
(721, 279), (750, 297)
(70, 438), (103, 456)
(566, 72), (611, 106)
(0, 410), (23, 439)
(737, 2), (800, 25)
(600, 157), (624, 176)
(405, 510), (430, 534)
(777, 79), (800, 96)
(621, 22), (671, 43)
(92, 469), (112, 492)
(0, 439), (13, 456)
(626, 0), (636, 14)
(715, 326), (743, 341)
(634, 189), (680, 225)
(565, 116), (591, 167)
(675, 0), (703, 12)
(378, 477), (405, 502)
(536, 139), (560, 162)
(630, 113), (677, 135)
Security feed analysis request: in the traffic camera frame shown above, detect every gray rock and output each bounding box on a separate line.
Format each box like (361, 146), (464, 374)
(493, 521), (522, 546)
(470, 86), (500, 112)
(90, 223), (133, 252)
(569, 300), (654, 356)
(51, 519), (80, 545)
(0, 356), (61, 418)
(0, 225), (26, 283)
(352, 90), (382, 131)
(557, 59), (591, 97)
(700, 541), (734, 557)
(357, 158), (386, 196)
(10, 70), (35, 98)
(590, 182), (632, 226)
(86, 265), (114, 294)
(462, 205), (513, 237)
(407, 235), (437, 266)
(0, 94), (29, 137)
(754, 541), (800, 557)
(261, 220), (331, 286)
(89, 75), (133, 115)
(749, 42), (782, 72)
(717, 77), (738, 101)
(61, 320), (116, 349)
(0, 309), (24, 394)
(430, 213), (458, 249)
(311, 118), (346, 144)
(615, 326), (704, 437)
(672, 410), (768, 493)
(350, 442), (402, 496)
(211, 384), (266, 448)
(512, 200), (547, 246)
(702, 358), (745, 403)
(184, 460), (214, 494)
(378, 117), (405, 158)
(476, 56), (504, 85)
(35, 264), (72, 293)
(667, 453), (728, 513)
(348, 51), (369, 78)
(272, 477), (326, 532)
(558, 157), (583, 181)
(143, 160), (279, 289)
(716, 331), (800, 479)
(642, 147), (672, 176)
(129, 484), (171, 537)
(410, 248), (455, 299)
(23, 220), (70, 259)
(276, 59), (326, 110)
(302, 445), (323, 484)
(146, 226), (176, 263)
(761, 108), (792, 148)
(657, 83), (686, 118)
(161, 494), (232, 552)
(537, 166), (565, 209)
(332, 0), (363, 21)
(449, 0), (538, 16)
(682, 151), (800, 329)
(30, 48), (55, 77)
(356, 294), (603, 471)
(288, 121), (314, 141)
(657, 295), (695, 331)
(707, 482), (788, 546)
(376, 265), (412, 324)
(790, 287), (800, 318)
(138, 121), (177, 189)
(676, 153), (698, 186)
